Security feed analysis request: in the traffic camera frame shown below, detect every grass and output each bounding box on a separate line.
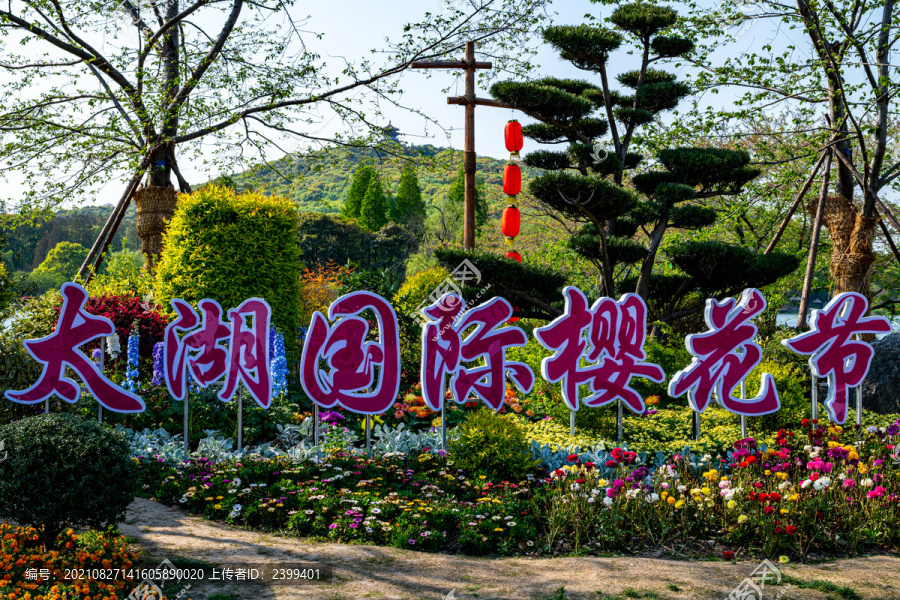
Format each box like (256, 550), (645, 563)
(779, 574), (862, 600)
(667, 583), (680, 592)
(543, 587), (568, 600)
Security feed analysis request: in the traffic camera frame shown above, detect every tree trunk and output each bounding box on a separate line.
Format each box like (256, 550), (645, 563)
(806, 194), (876, 301)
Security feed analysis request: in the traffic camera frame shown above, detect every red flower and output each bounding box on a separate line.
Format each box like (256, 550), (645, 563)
(739, 461), (749, 468)
(584, 462), (595, 469)
(764, 506), (775, 515)
(567, 454), (579, 462)
(723, 551), (735, 560)
(746, 456), (757, 464)
(774, 526), (783, 534)
(605, 460), (617, 467)
(576, 478), (586, 484)
(758, 492), (769, 502)
(786, 525), (797, 535)
(769, 492), (782, 503)
(810, 473), (820, 482)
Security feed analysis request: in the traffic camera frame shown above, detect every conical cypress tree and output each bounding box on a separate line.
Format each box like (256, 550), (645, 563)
(390, 161), (426, 232)
(341, 163), (375, 220)
(359, 175), (388, 232)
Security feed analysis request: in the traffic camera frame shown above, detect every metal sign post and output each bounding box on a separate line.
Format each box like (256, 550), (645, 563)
(98, 337), (105, 423)
(365, 415), (372, 458)
(183, 393), (190, 461)
(811, 374), (818, 431)
(441, 404), (447, 451)
(570, 410), (576, 438)
(237, 385), (243, 452)
(617, 400), (623, 444)
(740, 380), (747, 438)
(313, 404), (319, 446)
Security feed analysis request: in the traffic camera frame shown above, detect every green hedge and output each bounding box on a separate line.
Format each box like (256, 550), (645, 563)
(155, 185), (302, 356)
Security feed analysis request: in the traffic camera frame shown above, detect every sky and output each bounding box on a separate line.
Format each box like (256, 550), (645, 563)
(0, 0), (840, 207)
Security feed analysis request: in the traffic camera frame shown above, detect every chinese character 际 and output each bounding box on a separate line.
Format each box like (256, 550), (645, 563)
(420, 294), (533, 411)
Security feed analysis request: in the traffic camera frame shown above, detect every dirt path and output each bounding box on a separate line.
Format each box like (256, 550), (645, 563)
(120, 498), (899, 600)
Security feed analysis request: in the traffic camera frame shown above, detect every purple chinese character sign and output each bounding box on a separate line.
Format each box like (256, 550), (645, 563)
(782, 292), (891, 424)
(420, 293), (534, 412)
(163, 297), (274, 409)
(533, 287), (664, 414)
(668, 288), (780, 417)
(300, 291), (401, 415)
(4, 282), (145, 413)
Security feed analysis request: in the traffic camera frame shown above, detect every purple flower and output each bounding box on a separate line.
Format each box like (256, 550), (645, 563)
(408, 539), (416, 545)
(151, 342), (165, 386)
(329, 524), (338, 529)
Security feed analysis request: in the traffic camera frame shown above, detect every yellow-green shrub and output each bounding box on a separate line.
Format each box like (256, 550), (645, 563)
(155, 186), (301, 355)
(449, 407), (539, 481)
(394, 265), (450, 318)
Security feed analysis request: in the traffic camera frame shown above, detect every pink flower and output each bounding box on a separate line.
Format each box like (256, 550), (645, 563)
(842, 479), (855, 489)
(867, 486), (887, 499)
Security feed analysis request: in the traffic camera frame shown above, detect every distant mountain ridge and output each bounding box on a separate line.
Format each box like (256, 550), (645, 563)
(213, 143), (541, 214)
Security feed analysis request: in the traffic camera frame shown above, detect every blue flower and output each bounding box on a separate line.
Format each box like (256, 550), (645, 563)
(122, 328), (140, 392)
(269, 327), (288, 398)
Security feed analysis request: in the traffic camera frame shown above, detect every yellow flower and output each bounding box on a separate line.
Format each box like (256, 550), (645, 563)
(777, 472), (788, 480)
(213, 504), (221, 509)
(597, 479), (607, 487)
(764, 470), (772, 476)
(701, 487), (711, 496)
(674, 500), (685, 509)
(661, 491), (669, 501)
(789, 494), (799, 502)
(779, 556), (789, 564)
(780, 509), (789, 515)
(727, 500), (736, 510)
(667, 496), (676, 505)
(479, 475), (487, 480)
(494, 528), (504, 532)
(738, 515), (749, 524)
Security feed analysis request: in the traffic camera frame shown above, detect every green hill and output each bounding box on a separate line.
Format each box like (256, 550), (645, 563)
(213, 144), (540, 215)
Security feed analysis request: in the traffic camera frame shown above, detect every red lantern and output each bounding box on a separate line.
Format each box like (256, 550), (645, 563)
(505, 120), (523, 158)
(501, 205), (520, 244)
(506, 250), (522, 262)
(503, 164), (521, 197)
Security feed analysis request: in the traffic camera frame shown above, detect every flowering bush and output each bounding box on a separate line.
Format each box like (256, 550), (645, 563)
(0, 524), (138, 600)
(136, 417), (900, 560)
(138, 451), (537, 556)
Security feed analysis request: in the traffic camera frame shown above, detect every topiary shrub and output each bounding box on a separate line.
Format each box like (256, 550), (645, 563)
(0, 413), (139, 550)
(155, 185), (302, 357)
(449, 407), (540, 481)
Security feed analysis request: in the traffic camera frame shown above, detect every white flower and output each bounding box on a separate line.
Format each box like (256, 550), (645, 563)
(366, 527), (373, 533)
(778, 481), (791, 490)
(233, 478), (242, 487)
(660, 482), (669, 490)
(179, 495), (188, 503)
(867, 426), (880, 433)
(504, 515), (513, 520)
(801, 479), (812, 489)
(587, 497), (596, 503)
(508, 521), (517, 527)
(861, 478), (875, 487)
(305, 509), (314, 515)
(228, 489), (237, 494)
(591, 489), (601, 496)
(492, 515), (502, 521)
(106, 333), (121, 358)
(813, 477), (831, 491)
(603, 497), (613, 506)
(645, 493), (659, 503)
(677, 485), (687, 492)
(527, 541), (534, 547)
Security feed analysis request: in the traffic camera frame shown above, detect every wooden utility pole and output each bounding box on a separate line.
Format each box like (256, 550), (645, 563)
(412, 41), (508, 250)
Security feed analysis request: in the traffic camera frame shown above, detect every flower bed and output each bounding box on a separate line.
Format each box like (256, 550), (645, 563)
(137, 418), (900, 560)
(0, 524), (138, 600)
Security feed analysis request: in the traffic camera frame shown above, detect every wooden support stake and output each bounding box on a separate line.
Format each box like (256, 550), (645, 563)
(798, 153), (832, 328)
(765, 150), (828, 255)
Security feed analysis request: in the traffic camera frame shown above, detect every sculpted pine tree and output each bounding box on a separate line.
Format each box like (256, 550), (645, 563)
(490, 1), (798, 324)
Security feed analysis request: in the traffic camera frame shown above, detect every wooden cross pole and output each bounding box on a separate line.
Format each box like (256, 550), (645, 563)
(412, 41), (509, 250)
